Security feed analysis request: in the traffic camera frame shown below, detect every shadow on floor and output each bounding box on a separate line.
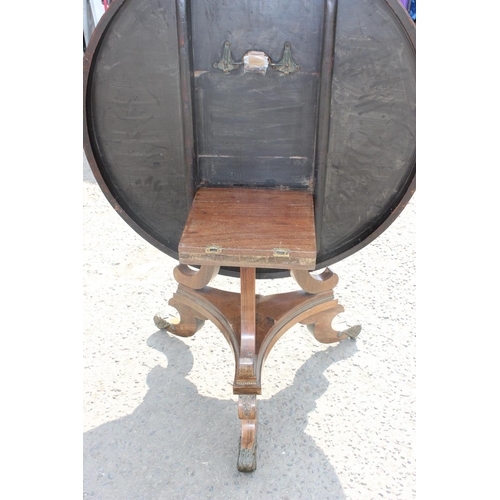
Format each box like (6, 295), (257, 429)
(84, 331), (357, 499)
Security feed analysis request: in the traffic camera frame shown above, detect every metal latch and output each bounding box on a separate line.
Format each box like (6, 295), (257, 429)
(205, 245), (222, 254)
(273, 248), (290, 257)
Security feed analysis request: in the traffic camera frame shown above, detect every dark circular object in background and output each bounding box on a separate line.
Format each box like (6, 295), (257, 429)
(84, 0), (415, 279)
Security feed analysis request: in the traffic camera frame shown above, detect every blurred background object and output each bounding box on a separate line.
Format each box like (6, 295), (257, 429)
(400, 0), (416, 22)
(83, 0), (112, 52)
(84, 0), (415, 53)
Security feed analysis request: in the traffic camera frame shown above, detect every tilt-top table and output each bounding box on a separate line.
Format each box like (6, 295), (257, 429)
(84, 0), (415, 472)
(153, 187), (360, 471)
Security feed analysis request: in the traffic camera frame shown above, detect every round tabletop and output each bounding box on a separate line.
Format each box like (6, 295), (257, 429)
(84, 0), (415, 278)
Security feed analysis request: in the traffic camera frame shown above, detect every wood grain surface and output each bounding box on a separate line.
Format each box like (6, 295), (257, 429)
(178, 187), (316, 269)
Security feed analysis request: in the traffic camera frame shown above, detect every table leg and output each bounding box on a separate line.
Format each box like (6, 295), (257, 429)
(237, 267), (257, 383)
(237, 395), (257, 472)
(236, 268), (258, 471)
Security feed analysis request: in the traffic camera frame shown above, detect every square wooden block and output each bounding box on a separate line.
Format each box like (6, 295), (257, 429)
(179, 187), (316, 270)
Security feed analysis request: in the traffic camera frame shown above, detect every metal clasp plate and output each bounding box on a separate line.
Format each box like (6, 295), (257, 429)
(213, 41), (299, 75)
(205, 245), (222, 254)
(273, 248), (290, 257)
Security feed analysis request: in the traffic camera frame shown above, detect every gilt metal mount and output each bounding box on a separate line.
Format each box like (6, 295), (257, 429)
(213, 41), (300, 75)
(213, 41), (243, 73)
(270, 42), (300, 75)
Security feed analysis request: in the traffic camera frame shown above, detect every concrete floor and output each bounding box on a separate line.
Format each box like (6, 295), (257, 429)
(83, 153), (416, 499)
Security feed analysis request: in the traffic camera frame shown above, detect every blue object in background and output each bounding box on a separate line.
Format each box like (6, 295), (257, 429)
(399, 0), (416, 22)
(409, 0), (416, 21)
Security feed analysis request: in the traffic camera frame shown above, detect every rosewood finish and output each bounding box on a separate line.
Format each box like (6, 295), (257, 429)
(178, 187), (316, 269)
(84, 0), (415, 474)
(153, 187), (360, 471)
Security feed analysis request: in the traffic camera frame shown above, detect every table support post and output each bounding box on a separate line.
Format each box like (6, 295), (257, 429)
(237, 267), (257, 384)
(236, 268), (258, 471)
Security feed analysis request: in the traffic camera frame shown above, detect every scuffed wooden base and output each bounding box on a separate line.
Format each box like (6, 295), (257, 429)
(155, 265), (360, 472)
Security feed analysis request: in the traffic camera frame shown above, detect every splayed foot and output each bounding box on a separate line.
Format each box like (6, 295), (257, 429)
(237, 438), (257, 473)
(153, 312), (173, 330)
(341, 324), (362, 341)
